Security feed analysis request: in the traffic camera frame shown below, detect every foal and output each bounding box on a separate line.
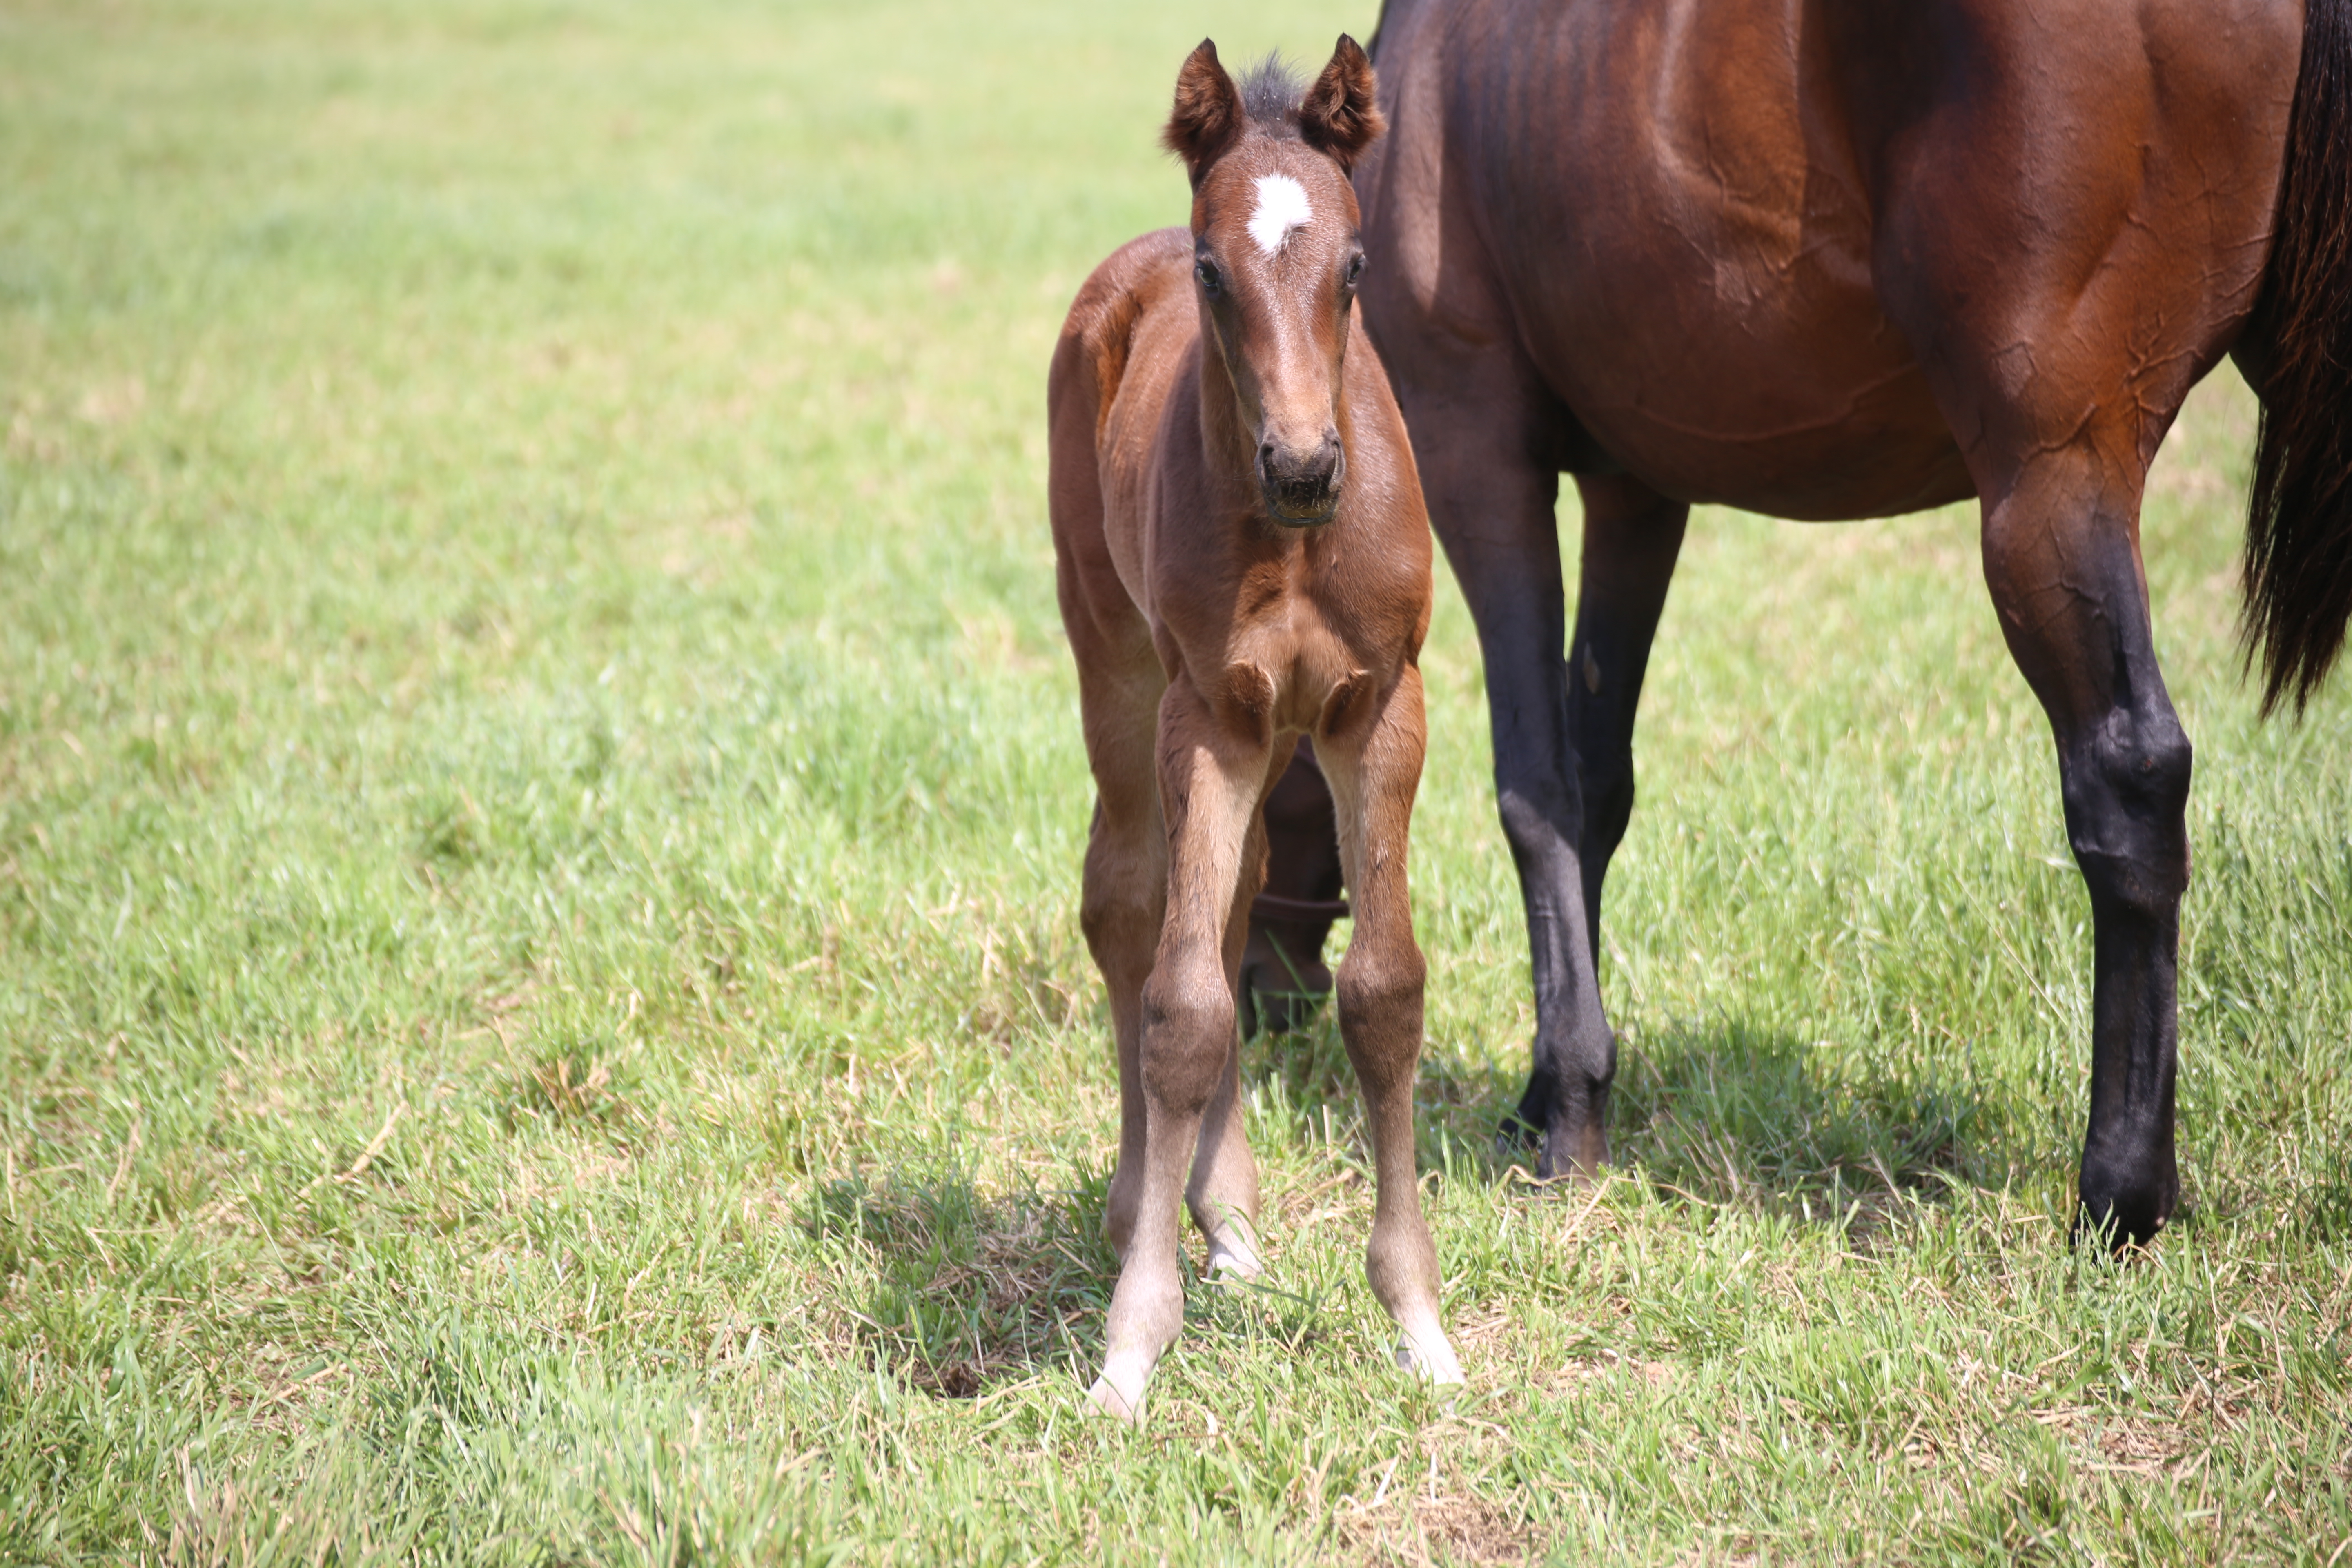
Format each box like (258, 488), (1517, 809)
(1048, 36), (1460, 1421)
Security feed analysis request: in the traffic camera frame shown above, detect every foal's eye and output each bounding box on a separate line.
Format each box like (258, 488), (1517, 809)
(1194, 259), (1222, 296)
(1343, 252), (1366, 291)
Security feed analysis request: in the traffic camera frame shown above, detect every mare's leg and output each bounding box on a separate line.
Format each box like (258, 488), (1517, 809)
(1090, 681), (1270, 1420)
(1978, 459), (2187, 1243)
(1318, 667), (1460, 1382)
(1412, 400), (1616, 1178)
(1567, 473), (1688, 967)
(1860, 19), (2267, 1242)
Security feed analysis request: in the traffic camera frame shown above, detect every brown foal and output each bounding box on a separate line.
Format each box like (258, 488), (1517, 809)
(1047, 36), (1461, 1421)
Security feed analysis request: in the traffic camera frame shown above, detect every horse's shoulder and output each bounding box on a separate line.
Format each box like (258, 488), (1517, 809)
(1058, 228), (1193, 412)
(1066, 229), (1189, 339)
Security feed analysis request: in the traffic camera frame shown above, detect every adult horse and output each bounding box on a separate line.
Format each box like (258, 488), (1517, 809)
(1251, 0), (2352, 1245)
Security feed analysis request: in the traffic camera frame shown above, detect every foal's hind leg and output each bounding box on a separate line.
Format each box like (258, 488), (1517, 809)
(1069, 634), (1168, 1262)
(1319, 669), (1461, 1385)
(1240, 740), (1345, 1037)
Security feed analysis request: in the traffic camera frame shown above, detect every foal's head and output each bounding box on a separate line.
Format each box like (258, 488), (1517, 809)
(1163, 38), (1385, 526)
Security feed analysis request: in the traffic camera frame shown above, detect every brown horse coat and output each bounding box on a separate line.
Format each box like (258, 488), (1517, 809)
(1258, 0), (2352, 1244)
(1048, 38), (1461, 1420)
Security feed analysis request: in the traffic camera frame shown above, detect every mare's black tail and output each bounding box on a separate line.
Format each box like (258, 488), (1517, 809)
(2243, 0), (2352, 714)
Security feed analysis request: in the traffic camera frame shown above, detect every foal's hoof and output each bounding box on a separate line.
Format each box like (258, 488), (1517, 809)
(1087, 1374), (1143, 1424)
(1394, 1331), (1466, 1389)
(1205, 1238), (1265, 1283)
(1087, 1347), (1156, 1424)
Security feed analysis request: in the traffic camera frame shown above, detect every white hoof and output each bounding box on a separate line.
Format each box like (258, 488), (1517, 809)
(1087, 1352), (1153, 1423)
(1394, 1330), (1466, 1388)
(1205, 1239), (1265, 1282)
(1087, 1375), (1142, 1423)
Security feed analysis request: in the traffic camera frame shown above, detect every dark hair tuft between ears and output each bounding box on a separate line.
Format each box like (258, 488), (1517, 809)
(1165, 35), (1384, 186)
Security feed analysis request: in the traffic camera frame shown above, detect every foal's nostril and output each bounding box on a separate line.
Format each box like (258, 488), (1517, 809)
(1317, 431), (1344, 486)
(1257, 432), (1347, 522)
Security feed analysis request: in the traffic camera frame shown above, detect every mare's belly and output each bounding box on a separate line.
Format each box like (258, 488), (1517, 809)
(1548, 308), (1975, 521)
(1491, 0), (1973, 520)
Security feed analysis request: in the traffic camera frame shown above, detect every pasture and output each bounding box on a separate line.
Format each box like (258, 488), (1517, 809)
(2, 0), (2348, 1560)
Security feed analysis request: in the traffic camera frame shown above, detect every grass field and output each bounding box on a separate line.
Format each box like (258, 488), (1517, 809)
(4, 1), (2350, 1561)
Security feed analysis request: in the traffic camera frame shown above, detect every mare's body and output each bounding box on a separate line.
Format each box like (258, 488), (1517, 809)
(1049, 39), (1462, 1420)
(1271, 0), (2352, 1242)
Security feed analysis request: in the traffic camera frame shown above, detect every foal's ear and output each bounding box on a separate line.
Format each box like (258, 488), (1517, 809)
(1298, 34), (1384, 170)
(1162, 39), (1243, 187)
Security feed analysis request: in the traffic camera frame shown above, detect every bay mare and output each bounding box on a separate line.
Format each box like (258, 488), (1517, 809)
(1048, 38), (1461, 1420)
(1247, 0), (2352, 1246)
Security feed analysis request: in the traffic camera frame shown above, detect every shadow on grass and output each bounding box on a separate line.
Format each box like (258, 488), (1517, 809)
(1608, 1016), (1982, 1235)
(1248, 1003), (1987, 1236)
(817, 1010), (1992, 1400)
(802, 1162), (1350, 1399)
(801, 1168), (1112, 1398)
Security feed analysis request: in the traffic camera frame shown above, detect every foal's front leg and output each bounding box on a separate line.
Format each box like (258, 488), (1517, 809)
(1186, 762), (1277, 1282)
(1089, 679), (1268, 1421)
(1319, 668), (1463, 1385)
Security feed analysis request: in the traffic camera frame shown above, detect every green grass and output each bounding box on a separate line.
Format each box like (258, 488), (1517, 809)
(3, 0), (2349, 1561)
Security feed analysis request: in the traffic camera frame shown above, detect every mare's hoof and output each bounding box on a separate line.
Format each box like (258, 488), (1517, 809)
(2074, 1161), (2177, 1252)
(1494, 1107), (1543, 1157)
(2071, 1198), (2172, 1253)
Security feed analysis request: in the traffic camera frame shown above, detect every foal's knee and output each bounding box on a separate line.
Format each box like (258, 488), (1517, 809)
(2061, 701), (2192, 920)
(1081, 835), (1157, 959)
(1336, 945), (1426, 1018)
(1336, 945), (1427, 1082)
(1140, 957), (1235, 1109)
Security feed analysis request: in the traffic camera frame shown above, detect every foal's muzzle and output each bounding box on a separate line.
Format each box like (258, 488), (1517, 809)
(1257, 432), (1345, 526)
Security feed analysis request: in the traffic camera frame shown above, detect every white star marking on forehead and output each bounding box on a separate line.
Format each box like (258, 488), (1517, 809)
(1247, 174), (1313, 256)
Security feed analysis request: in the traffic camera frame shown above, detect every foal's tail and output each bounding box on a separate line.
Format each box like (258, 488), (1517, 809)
(2243, 0), (2352, 714)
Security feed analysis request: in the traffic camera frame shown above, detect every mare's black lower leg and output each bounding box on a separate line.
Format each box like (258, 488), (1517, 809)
(2062, 679), (2188, 1245)
(1419, 448), (1615, 1177)
(1566, 474), (1688, 967)
(1983, 466), (2188, 1247)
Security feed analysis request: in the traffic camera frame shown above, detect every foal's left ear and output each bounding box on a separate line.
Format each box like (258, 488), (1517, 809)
(1298, 34), (1384, 171)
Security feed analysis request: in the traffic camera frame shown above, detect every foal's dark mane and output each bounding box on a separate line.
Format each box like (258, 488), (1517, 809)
(1237, 57), (1307, 136)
